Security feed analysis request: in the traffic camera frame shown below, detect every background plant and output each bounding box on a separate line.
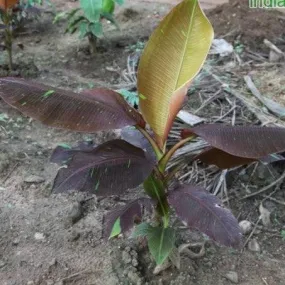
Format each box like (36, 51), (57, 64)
(0, 0), (50, 71)
(54, 0), (124, 55)
(1, 0), (285, 266)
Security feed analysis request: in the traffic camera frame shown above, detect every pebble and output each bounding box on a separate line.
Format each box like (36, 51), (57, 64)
(225, 271), (239, 284)
(248, 238), (261, 252)
(12, 238), (20, 246)
(239, 220), (252, 235)
(24, 175), (45, 183)
(34, 232), (46, 241)
(68, 202), (83, 224)
(27, 282), (35, 285)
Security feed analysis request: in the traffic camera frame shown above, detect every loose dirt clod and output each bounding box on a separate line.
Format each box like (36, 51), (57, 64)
(239, 220), (252, 235)
(248, 239), (261, 252)
(225, 271), (239, 284)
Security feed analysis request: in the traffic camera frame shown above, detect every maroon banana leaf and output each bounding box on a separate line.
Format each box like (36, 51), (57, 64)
(50, 140), (97, 165)
(121, 127), (156, 162)
(0, 77), (144, 132)
(182, 124), (285, 168)
(52, 139), (155, 196)
(103, 198), (153, 239)
(168, 185), (242, 248)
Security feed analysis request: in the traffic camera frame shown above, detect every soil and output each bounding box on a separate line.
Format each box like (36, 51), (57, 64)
(1, 1), (285, 285)
(207, 0), (285, 51)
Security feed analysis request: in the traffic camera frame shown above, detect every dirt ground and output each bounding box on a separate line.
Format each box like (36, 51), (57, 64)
(1, 0), (285, 284)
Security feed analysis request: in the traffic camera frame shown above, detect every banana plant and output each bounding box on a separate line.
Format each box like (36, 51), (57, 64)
(1, 0), (285, 265)
(54, 0), (124, 54)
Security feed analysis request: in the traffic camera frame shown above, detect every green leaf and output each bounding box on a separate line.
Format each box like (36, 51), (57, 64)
(109, 218), (121, 239)
(79, 21), (89, 38)
(102, 0), (115, 14)
(80, 0), (102, 23)
(132, 222), (151, 238)
(89, 22), (103, 37)
(115, 0), (124, 5)
(57, 143), (72, 150)
(118, 89), (138, 106)
(147, 226), (175, 265)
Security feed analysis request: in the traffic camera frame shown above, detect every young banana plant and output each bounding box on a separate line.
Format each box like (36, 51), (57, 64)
(1, 0), (285, 265)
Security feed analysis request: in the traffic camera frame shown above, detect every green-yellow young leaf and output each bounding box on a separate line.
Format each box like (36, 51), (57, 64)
(138, 0), (214, 148)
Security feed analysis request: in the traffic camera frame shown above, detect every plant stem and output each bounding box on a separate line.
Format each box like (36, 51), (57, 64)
(136, 125), (163, 160)
(88, 33), (97, 55)
(143, 172), (169, 228)
(159, 136), (195, 172)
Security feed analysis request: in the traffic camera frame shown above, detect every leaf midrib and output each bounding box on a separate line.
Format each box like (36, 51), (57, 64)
(182, 189), (237, 243)
(174, 0), (197, 91)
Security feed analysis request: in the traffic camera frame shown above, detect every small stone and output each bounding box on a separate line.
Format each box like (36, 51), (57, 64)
(225, 271), (239, 284)
(12, 238), (20, 246)
(46, 280), (54, 285)
(239, 220), (252, 234)
(68, 202), (83, 224)
(49, 258), (57, 267)
(248, 239), (261, 252)
(24, 175), (45, 183)
(127, 271), (141, 284)
(34, 232), (45, 241)
(132, 258), (138, 267)
(27, 282), (35, 285)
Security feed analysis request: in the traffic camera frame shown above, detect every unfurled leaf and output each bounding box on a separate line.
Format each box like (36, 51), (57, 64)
(50, 140), (96, 165)
(115, 0), (124, 5)
(132, 222), (151, 238)
(138, 0), (213, 147)
(104, 198), (153, 239)
(121, 127), (156, 162)
(52, 139), (154, 195)
(109, 218), (121, 238)
(195, 147), (256, 169)
(0, 77), (144, 132)
(118, 89), (138, 107)
(80, 0), (102, 23)
(0, 0), (18, 10)
(102, 0), (114, 14)
(147, 226), (175, 265)
(168, 185), (242, 248)
(89, 22), (103, 37)
(188, 124), (285, 159)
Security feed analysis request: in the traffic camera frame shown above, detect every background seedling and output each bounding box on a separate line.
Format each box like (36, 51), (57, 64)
(54, 0), (124, 55)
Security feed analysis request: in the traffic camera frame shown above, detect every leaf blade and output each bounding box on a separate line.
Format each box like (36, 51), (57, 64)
(138, 0), (213, 146)
(190, 124), (285, 159)
(147, 226), (175, 265)
(104, 198), (153, 239)
(168, 184), (242, 248)
(52, 139), (155, 196)
(0, 77), (144, 132)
